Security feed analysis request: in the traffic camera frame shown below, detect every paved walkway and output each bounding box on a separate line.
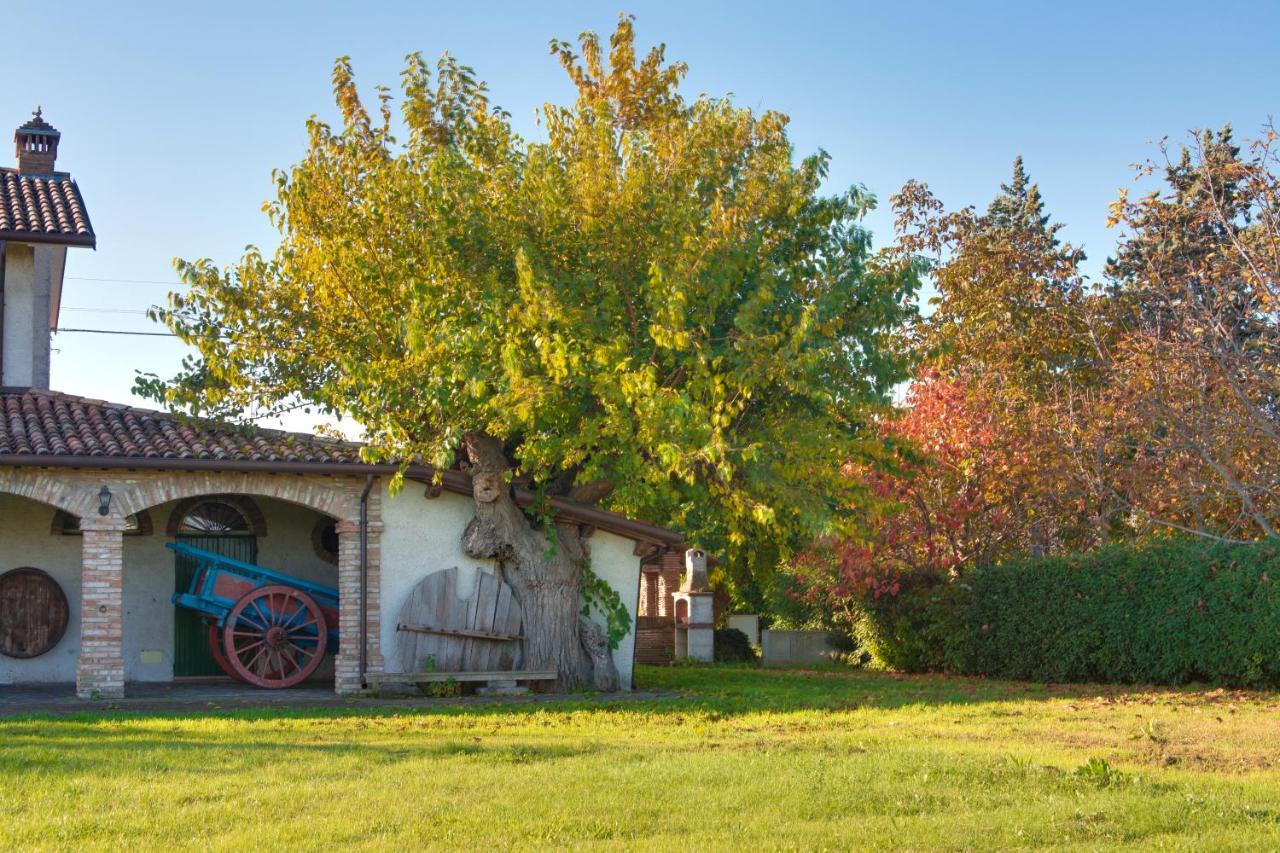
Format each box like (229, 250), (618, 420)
(0, 678), (670, 717)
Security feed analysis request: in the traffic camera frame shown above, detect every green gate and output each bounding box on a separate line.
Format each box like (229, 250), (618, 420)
(173, 533), (258, 676)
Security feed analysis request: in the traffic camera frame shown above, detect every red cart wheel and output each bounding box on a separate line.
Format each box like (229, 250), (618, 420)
(208, 622), (247, 683)
(222, 584), (328, 689)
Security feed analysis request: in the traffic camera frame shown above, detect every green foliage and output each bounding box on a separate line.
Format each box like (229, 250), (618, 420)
(967, 540), (1280, 686)
(852, 577), (975, 674)
(1073, 757), (1128, 789)
(712, 628), (759, 663)
(856, 539), (1280, 687)
(578, 561), (631, 650)
(139, 16), (920, 582)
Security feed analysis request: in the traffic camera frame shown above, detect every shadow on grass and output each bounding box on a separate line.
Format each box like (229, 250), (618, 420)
(1, 664), (1268, 731)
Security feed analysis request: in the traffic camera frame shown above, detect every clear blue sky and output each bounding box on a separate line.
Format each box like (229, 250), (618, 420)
(5, 0), (1275, 431)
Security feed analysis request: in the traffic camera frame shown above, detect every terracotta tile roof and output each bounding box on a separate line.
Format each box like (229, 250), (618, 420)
(0, 389), (361, 464)
(0, 168), (94, 247)
(0, 390), (685, 546)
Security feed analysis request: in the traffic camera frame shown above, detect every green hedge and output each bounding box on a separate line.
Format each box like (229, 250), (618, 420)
(857, 539), (1280, 687)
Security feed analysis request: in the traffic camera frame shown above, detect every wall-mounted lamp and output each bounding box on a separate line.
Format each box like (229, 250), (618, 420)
(97, 485), (112, 516)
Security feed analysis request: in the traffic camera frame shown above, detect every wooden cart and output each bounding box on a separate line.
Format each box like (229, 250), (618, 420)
(169, 542), (339, 689)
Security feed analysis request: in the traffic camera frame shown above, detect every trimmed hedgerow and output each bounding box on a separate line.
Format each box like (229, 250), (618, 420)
(856, 539), (1280, 687)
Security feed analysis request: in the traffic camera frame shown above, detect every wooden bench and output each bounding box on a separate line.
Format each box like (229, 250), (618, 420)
(365, 670), (557, 693)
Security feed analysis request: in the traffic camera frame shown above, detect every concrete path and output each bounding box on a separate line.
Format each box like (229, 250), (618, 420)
(0, 678), (670, 717)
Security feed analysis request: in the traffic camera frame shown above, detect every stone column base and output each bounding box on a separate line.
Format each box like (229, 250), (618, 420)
(76, 655), (125, 699)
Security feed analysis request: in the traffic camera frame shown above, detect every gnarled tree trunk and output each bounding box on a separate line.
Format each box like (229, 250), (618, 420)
(459, 433), (620, 691)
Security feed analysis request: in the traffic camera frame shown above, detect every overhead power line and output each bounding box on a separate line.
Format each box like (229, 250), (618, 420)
(55, 327), (177, 337)
(65, 276), (182, 286)
(62, 307), (150, 315)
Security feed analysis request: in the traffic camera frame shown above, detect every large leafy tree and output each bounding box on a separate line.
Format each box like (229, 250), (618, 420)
(139, 17), (918, 688)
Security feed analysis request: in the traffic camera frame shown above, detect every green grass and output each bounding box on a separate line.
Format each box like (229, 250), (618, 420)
(3, 666), (1280, 850)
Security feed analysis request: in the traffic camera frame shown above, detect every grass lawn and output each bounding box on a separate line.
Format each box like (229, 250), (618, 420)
(3, 666), (1280, 850)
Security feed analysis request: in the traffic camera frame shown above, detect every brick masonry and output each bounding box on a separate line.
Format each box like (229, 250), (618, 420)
(634, 616), (675, 665)
(0, 466), (382, 698)
(75, 516), (127, 698)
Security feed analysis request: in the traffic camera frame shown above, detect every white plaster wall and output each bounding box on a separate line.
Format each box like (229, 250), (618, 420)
(379, 487), (643, 689)
(2, 243), (36, 387)
(1, 493), (339, 684)
(0, 494), (82, 684)
(586, 529), (643, 689)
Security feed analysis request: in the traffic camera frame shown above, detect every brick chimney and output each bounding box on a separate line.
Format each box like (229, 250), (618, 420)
(14, 107), (59, 173)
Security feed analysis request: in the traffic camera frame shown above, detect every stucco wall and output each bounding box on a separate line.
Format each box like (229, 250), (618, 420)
(379, 487), (642, 689)
(0, 494), (82, 683)
(0, 493), (337, 684)
(2, 243), (36, 387)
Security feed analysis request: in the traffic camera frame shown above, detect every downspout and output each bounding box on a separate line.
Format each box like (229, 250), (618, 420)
(358, 473), (374, 688)
(0, 240), (7, 383)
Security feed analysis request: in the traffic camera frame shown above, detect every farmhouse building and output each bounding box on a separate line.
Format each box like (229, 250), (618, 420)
(0, 111), (686, 699)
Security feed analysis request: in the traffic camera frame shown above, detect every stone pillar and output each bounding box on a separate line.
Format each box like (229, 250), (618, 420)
(76, 517), (126, 699)
(672, 549), (715, 663)
(335, 515), (383, 695)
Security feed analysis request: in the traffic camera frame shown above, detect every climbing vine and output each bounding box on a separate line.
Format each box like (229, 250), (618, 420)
(531, 488), (631, 651)
(578, 560), (632, 651)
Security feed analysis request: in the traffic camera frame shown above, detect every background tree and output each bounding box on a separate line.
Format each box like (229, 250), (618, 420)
(139, 17), (919, 688)
(1083, 125), (1280, 541)
(894, 157), (1098, 400)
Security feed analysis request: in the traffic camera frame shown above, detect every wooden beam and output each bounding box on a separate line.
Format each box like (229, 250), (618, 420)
(396, 622), (523, 642)
(365, 670), (557, 684)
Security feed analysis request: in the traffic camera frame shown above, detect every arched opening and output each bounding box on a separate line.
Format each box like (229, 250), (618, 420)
(173, 499), (260, 677)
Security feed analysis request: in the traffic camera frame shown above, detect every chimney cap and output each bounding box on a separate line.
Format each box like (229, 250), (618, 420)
(16, 106), (59, 138)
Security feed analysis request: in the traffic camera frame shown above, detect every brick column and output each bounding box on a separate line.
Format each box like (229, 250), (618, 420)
(76, 517), (127, 699)
(335, 516), (383, 694)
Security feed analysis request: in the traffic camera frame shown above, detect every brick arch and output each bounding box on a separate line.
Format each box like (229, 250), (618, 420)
(0, 469), (95, 517)
(117, 471), (363, 524)
(165, 495), (268, 538)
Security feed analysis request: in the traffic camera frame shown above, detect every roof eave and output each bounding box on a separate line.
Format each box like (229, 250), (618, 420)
(0, 452), (684, 547)
(0, 230), (95, 249)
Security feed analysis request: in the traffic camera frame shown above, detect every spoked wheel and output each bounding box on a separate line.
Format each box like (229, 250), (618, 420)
(208, 621), (246, 683)
(222, 584), (328, 689)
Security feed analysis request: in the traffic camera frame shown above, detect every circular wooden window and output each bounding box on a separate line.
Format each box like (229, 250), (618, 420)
(0, 568), (70, 659)
(312, 518), (339, 564)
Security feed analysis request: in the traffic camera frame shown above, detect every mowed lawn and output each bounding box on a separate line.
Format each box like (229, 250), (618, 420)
(3, 667), (1280, 850)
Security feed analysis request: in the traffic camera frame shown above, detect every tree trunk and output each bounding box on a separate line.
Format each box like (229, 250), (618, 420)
(459, 433), (620, 691)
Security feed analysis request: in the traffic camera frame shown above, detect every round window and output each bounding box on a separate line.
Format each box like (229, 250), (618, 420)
(313, 518), (339, 564)
(0, 568), (70, 658)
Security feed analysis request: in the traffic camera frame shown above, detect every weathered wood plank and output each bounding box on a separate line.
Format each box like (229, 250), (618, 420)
(393, 567), (526, 675)
(397, 623), (524, 642)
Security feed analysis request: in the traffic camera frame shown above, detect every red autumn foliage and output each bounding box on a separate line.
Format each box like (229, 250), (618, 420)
(791, 367), (1067, 608)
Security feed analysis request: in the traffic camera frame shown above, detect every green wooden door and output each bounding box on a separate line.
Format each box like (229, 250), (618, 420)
(173, 533), (258, 676)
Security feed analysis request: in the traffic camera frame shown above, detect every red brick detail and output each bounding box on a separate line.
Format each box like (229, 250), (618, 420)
(634, 615), (674, 665)
(334, 510), (384, 696)
(76, 519), (126, 698)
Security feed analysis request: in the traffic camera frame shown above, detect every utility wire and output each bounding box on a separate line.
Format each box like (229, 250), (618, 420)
(62, 307), (150, 315)
(65, 276), (182, 286)
(55, 327), (177, 337)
